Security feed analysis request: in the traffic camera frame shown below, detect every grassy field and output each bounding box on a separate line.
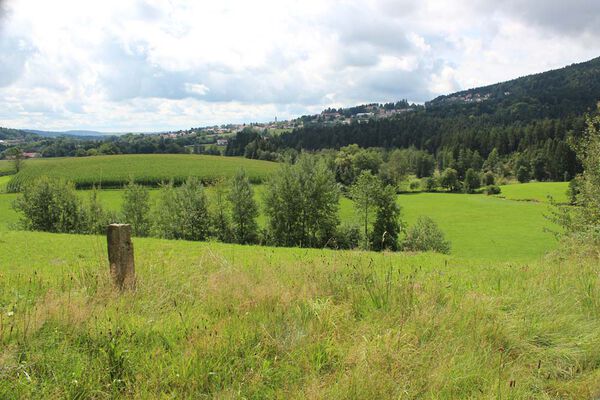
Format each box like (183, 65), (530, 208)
(0, 160), (15, 176)
(0, 183), (560, 261)
(5, 154), (278, 192)
(0, 230), (598, 398)
(0, 175), (11, 192)
(498, 182), (569, 203)
(386, 193), (556, 261)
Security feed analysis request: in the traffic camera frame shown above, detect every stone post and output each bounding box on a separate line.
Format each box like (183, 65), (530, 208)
(107, 224), (136, 289)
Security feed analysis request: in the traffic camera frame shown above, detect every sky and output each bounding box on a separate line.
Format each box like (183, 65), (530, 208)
(1, 0), (599, 132)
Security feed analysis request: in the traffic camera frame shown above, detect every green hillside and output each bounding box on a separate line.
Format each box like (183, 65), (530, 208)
(5, 154), (278, 192)
(427, 56), (600, 119)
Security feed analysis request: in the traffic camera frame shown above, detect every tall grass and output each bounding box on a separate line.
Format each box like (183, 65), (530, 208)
(0, 230), (599, 398)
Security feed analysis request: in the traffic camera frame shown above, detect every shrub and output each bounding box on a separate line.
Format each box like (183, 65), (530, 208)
(484, 185), (501, 195)
(121, 180), (151, 237)
(13, 176), (86, 233)
(567, 177), (581, 205)
(463, 168), (481, 193)
(83, 187), (116, 234)
(330, 224), (362, 249)
(153, 179), (210, 241)
(403, 216), (451, 254)
(517, 166), (531, 183)
(440, 168), (460, 192)
(422, 176), (437, 192)
(409, 180), (420, 191)
(483, 171), (495, 186)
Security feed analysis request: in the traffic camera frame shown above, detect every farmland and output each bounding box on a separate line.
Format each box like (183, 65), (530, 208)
(0, 230), (599, 398)
(0, 156), (582, 398)
(5, 154), (278, 192)
(0, 182), (560, 261)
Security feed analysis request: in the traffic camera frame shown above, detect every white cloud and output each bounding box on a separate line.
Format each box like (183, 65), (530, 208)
(0, 0), (599, 131)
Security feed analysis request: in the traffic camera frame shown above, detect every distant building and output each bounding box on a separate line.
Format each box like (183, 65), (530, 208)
(216, 139), (228, 146)
(22, 152), (41, 158)
(355, 112), (374, 118)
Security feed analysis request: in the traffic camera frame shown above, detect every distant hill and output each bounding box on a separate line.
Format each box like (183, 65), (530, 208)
(0, 127), (37, 141)
(23, 129), (118, 138)
(261, 56), (600, 181)
(425, 56), (600, 121)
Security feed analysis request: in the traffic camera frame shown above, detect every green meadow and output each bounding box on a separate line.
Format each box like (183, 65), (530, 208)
(1, 183), (560, 261)
(0, 230), (598, 398)
(1, 155), (586, 398)
(5, 154), (277, 192)
(0, 160), (14, 176)
(498, 182), (569, 203)
(0, 175), (11, 192)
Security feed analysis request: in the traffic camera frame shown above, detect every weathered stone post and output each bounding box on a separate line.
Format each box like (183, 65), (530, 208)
(107, 224), (136, 290)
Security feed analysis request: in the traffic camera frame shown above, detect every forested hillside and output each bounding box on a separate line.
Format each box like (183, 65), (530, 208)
(426, 56), (600, 120)
(265, 57), (600, 180)
(0, 127), (35, 140)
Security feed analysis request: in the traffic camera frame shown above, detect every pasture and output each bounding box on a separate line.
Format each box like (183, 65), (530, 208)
(498, 182), (569, 203)
(0, 160), (14, 176)
(5, 154), (277, 192)
(0, 183), (560, 261)
(0, 230), (598, 398)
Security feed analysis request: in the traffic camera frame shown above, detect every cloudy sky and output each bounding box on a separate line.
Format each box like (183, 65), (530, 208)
(1, 0), (599, 132)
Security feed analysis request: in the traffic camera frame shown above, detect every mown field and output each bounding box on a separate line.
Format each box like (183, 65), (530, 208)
(498, 182), (569, 203)
(5, 154), (277, 192)
(0, 230), (599, 398)
(0, 182), (561, 261)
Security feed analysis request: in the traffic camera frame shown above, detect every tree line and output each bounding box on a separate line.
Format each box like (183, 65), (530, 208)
(552, 109), (600, 245)
(13, 156), (451, 254)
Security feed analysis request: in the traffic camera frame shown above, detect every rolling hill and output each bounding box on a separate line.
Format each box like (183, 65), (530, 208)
(426, 56), (600, 120)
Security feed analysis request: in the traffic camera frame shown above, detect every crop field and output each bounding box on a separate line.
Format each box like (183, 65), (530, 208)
(5, 154), (278, 192)
(498, 182), (569, 203)
(0, 230), (598, 398)
(0, 182), (561, 261)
